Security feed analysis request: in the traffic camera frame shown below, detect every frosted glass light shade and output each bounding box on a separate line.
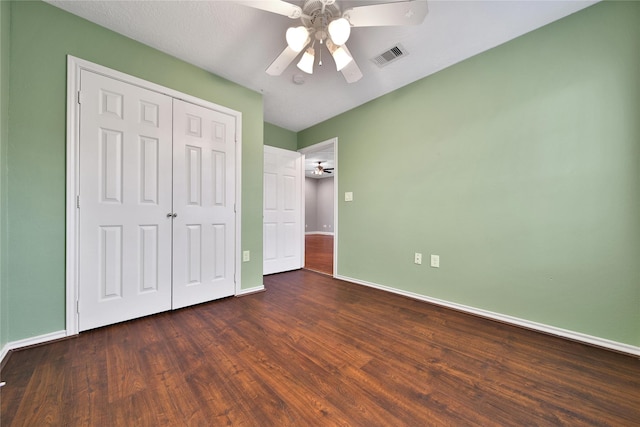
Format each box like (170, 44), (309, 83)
(327, 39), (353, 71)
(328, 18), (351, 45)
(297, 48), (315, 74)
(286, 26), (310, 52)
(332, 46), (353, 71)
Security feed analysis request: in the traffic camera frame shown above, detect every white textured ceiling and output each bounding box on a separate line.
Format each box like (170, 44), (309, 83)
(46, 0), (598, 132)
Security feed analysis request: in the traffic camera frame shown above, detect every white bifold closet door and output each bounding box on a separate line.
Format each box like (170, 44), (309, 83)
(78, 70), (173, 331)
(171, 99), (236, 309)
(78, 70), (235, 331)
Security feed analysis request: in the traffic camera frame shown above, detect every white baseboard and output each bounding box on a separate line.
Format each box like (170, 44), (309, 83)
(0, 343), (10, 366)
(335, 274), (640, 357)
(236, 285), (265, 296)
(305, 232), (334, 236)
(1, 330), (68, 366)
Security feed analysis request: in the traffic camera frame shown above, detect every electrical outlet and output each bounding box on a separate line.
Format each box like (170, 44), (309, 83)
(414, 253), (422, 265)
(242, 251), (250, 262)
(431, 254), (440, 268)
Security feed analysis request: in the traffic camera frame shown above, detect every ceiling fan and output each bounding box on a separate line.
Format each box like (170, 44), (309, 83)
(241, 0), (428, 83)
(313, 161), (333, 175)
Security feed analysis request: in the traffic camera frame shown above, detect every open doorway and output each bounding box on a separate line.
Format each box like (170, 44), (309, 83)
(299, 138), (337, 276)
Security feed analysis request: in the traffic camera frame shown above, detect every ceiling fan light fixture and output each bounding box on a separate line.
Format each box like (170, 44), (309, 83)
(328, 17), (351, 46)
(286, 26), (310, 52)
(297, 47), (315, 74)
(245, 0), (429, 83)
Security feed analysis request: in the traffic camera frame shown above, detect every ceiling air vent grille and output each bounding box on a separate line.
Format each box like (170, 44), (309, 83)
(371, 44), (408, 68)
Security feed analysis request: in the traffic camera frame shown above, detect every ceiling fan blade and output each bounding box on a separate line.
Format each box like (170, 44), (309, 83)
(266, 46), (299, 76)
(324, 168), (334, 171)
(340, 45), (363, 83)
(343, 0), (428, 27)
(238, 1), (302, 19)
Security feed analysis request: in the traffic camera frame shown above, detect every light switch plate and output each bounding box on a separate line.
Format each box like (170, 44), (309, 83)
(431, 254), (440, 268)
(243, 250), (250, 262)
(345, 192), (353, 202)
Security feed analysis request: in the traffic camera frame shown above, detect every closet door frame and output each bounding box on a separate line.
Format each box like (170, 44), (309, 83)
(65, 56), (243, 336)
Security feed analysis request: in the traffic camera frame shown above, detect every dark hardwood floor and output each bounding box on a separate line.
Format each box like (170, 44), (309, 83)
(1, 270), (639, 426)
(305, 233), (333, 275)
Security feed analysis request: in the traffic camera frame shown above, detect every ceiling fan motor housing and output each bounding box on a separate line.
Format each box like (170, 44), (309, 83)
(302, 0), (342, 38)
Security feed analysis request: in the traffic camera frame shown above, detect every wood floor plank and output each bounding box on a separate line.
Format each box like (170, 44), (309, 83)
(1, 269), (639, 426)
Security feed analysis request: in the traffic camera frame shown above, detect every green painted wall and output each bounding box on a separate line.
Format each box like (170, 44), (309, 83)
(264, 122), (298, 151)
(6, 1), (264, 341)
(0, 0), (10, 351)
(299, 2), (640, 346)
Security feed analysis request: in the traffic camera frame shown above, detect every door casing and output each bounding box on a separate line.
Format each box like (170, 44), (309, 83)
(66, 56), (243, 336)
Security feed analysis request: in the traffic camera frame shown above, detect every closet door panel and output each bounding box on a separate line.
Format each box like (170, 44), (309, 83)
(172, 99), (236, 309)
(78, 70), (173, 331)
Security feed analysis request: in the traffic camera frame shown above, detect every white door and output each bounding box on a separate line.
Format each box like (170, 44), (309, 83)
(78, 70), (173, 331)
(263, 146), (304, 275)
(172, 99), (236, 308)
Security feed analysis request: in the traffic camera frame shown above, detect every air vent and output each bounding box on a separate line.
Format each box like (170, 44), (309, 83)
(371, 44), (408, 68)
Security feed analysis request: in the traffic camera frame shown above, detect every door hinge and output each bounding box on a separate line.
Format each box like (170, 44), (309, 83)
(76, 300), (80, 313)
(233, 203), (236, 213)
(77, 91), (82, 104)
(76, 195), (80, 209)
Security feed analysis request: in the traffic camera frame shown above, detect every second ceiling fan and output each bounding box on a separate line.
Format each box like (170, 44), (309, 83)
(241, 0), (428, 83)
(313, 161), (333, 175)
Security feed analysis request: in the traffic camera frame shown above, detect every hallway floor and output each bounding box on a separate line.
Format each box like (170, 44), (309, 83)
(304, 234), (333, 275)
